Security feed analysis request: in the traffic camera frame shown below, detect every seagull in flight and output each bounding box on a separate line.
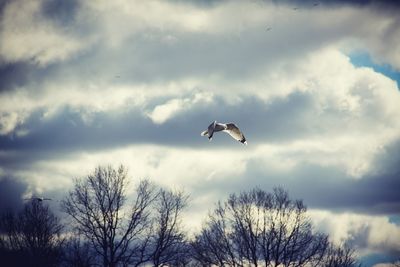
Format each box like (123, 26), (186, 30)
(201, 121), (247, 145)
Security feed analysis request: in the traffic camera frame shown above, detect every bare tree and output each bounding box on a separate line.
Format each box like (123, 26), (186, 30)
(61, 235), (96, 267)
(62, 166), (157, 267)
(322, 244), (361, 267)
(150, 189), (190, 266)
(0, 200), (64, 266)
(191, 203), (238, 266)
(191, 187), (329, 267)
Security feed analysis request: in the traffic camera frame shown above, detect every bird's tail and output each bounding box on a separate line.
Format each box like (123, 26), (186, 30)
(201, 130), (208, 136)
(240, 138), (248, 145)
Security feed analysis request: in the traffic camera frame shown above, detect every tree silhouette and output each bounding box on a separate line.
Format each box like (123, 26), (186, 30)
(191, 187), (329, 267)
(62, 166), (157, 267)
(0, 200), (64, 267)
(61, 235), (95, 267)
(150, 189), (190, 266)
(62, 165), (189, 267)
(1, 164), (364, 266)
(322, 244), (361, 267)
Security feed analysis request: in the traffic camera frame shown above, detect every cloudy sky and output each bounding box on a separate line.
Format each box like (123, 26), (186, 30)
(1, 0), (400, 265)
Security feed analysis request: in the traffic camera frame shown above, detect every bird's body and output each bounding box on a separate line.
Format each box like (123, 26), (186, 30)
(201, 121), (247, 145)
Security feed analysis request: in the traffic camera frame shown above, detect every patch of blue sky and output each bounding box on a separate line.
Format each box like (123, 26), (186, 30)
(389, 215), (400, 225)
(349, 52), (400, 88)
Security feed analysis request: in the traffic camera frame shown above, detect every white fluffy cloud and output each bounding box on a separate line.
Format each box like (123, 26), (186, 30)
(310, 210), (400, 255)
(147, 91), (213, 124)
(0, 0), (91, 65)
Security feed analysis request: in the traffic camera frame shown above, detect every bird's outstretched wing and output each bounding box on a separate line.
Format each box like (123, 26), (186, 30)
(224, 123), (247, 145)
(207, 121), (217, 139)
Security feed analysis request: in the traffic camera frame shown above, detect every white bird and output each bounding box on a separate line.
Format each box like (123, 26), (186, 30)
(201, 121), (247, 145)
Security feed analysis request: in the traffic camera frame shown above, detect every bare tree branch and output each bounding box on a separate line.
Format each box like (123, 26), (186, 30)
(150, 189), (189, 266)
(61, 166), (157, 267)
(0, 201), (64, 266)
(191, 187), (329, 267)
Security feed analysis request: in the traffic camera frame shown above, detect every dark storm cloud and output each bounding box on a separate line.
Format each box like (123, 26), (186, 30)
(0, 0), (9, 14)
(292, 168), (400, 214)
(41, 0), (80, 27)
(374, 137), (400, 176)
(0, 176), (64, 219)
(255, 137), (400, 214)
(192, 151), (400, 215)
(0, 177), (27, 213)
(0, 62), (56, 92)
(0, 63), (31, 92)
